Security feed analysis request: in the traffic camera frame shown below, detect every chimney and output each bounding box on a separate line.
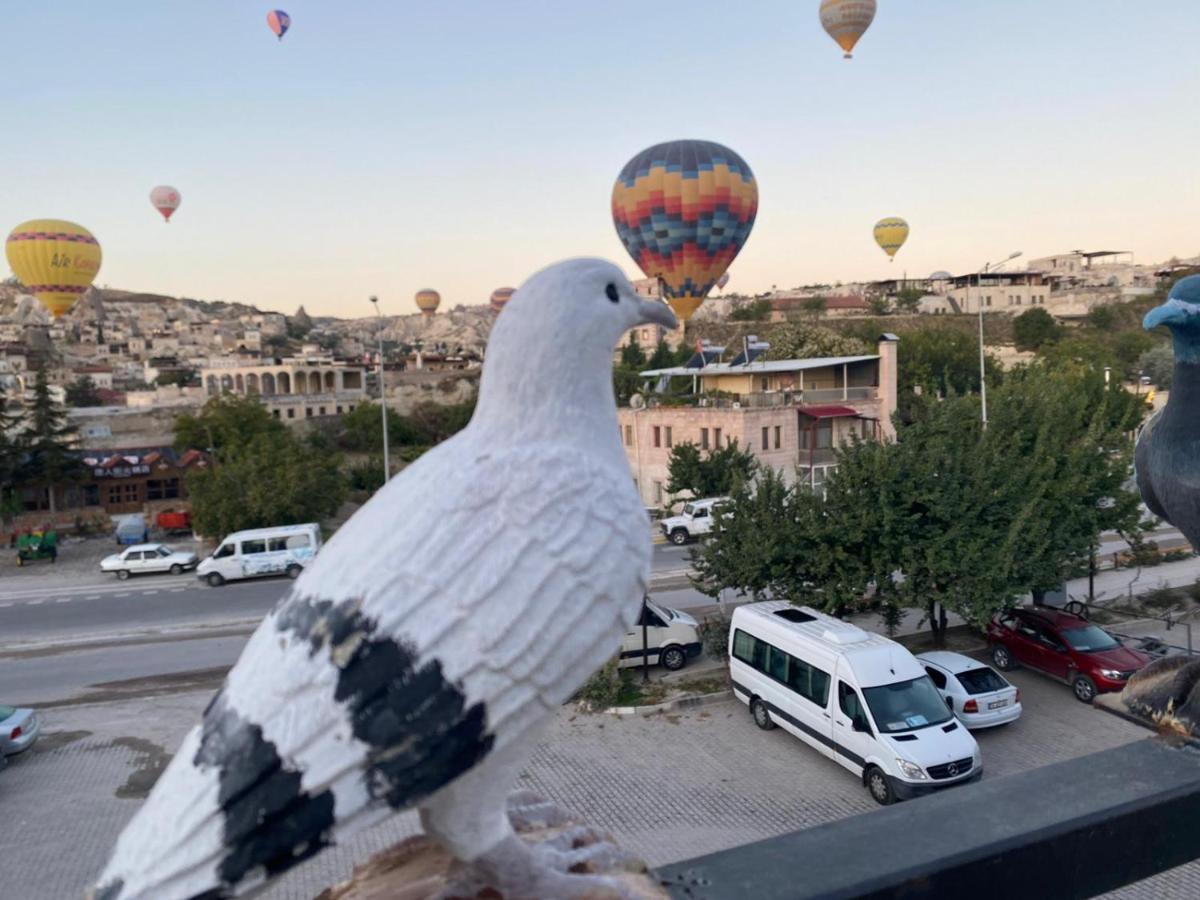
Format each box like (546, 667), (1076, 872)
(877, 334), (899, 440)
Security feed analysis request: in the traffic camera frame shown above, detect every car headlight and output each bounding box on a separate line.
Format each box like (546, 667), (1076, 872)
(1099, 668), (1122, 679)
(895, 758), (927, 781)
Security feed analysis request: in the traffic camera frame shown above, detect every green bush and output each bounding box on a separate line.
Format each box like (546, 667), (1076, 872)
(701, 612), (731, 660)
(574, 658), (621, 710)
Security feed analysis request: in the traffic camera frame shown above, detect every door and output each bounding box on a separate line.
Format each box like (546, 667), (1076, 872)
(210, 542), (238, 579)
(146, 547), (171, 573)
(831, 679), (873, 776)
(125, 551), (146, 573)
(620, 603), (666, 668)
(1008, 615), (1048, 668)
(1030, 624), (1071, 680)
(691, 506), (710, 535)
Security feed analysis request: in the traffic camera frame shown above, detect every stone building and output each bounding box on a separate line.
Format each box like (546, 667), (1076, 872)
(198, 355), (367, 421)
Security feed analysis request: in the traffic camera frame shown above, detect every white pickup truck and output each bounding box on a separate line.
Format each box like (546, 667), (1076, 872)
(660, 497), (729, 545)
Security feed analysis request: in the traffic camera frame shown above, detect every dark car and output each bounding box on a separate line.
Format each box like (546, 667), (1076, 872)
(986, 607), (1151, 703)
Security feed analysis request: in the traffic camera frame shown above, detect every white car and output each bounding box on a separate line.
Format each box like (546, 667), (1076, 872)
(100, 544), (200, 580)
(917, 651), (1022, 730)
(660, 497), (729, 545)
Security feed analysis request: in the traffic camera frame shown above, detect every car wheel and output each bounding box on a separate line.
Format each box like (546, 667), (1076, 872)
(991, 644), (1016, 671)
(206, 572), (225, 588)
(169, 564), (183, 576)
(670, 529), (689, 546)
(751, 698), (776, 731)
(286, 564), (303, 579)
(1072, 674), (1097, 704)
(865, 766), (896, 806)
(661, 645), (687, 671)
(117, 570), (130, 581)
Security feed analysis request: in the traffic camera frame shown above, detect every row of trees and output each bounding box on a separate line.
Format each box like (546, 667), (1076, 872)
(0, 371), (83, 519)
(690, 364), (1146, 639)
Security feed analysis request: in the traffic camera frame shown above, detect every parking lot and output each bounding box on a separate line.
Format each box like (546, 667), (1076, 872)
(2, 655), (1197, 898)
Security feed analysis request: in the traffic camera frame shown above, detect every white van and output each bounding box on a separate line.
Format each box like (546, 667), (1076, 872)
(619, 598), (702, 671)
(196, 523), (322, 587)
(729, 601), (981, 805)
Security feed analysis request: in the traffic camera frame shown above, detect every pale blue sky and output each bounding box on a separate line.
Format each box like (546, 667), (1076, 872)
(4, 1), (1198, 316)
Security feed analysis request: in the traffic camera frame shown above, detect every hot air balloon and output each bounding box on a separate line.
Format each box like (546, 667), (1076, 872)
(415, 288), (441, 318)
(717, 272), (731, 291)
(150, 186), (181, 223)
(819, 0), (876, 59)
(5, 220), (102, 318)
(612, 139), (758, 322)
(874, 217), (909, 262)
(267, 9), (291, 41)
(490, 287), (515, 314)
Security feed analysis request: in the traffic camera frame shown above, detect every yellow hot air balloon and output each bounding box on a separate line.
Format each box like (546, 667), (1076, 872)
(415, 288), (441, 317)
(819, 0), (877, 59)
(6, 219), (102, 318)
(873, 217), (909, 262)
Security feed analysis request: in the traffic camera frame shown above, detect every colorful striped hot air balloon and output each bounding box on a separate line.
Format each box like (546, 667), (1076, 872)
(150, 186), (181, 223)
(490, 287), (515, 314)
(873, 217), (910, 261)
(5, 219), (102, 318)
(612, 139), (758, 323)
(415, 289), (441, 318)
(267, 9), (291, 41)
(819, 0), (877, 59)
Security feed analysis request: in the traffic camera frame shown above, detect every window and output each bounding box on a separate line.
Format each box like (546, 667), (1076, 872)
(762, 426), (769, 451)
(774, 426), (781, 449)
(839, 682), (868, 729)
(156, 546), (172, 557)
(107, 485), (122, 505)
(319, 406), (326, 416)
(800, 418), (833, 450)
(273, 409), (281, 418)
(268, 538), (288, 551)
(287, 408), (295, 419)
(714, 427), (722, 446)
(653, 426), (661, 448)
(240, 539), (268, 555)
(336, 406), (343, 414)
(788, 656), (831, 707)
(1061, 624), (1120, 652)
(700, 428), (709, 450)
(732, 630), (768, 671)
(767, 645), (789, 682)
(924, 666), (948, 690)
(285, 534), (311, 550)
(213, 543), (236, 559)
(665, 426), (673, 448)
(147, 478), (180, 500)
(306, 407), (313, 418)
(654, 481), (663, 504)
(624, 424), (633, 446)
(83, 484), (99, 506)
(637, 605), (666, 628)
(862, 677), (953, 734)
(956, 667), (1008, 695)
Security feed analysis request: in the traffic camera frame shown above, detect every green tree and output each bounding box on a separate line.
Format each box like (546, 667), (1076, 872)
(179, 395), (347, 536)
(21, 370), (83, 513)
(894, 288), (924, 314)
(729, 298), (772, 321)
(406, 397), (477, 444)
(339, 401), (427, 452)
(763, 322), (869, 361)
(666, 440), (757, 499)
(65, 376), (103, 408)
(0, 398), (26, 523)
(897, 326), (1000, 403)
(156, 368), (199, 388)
(1138, 344), (1174, 389)
(619, 338), (647, 368)
(646, 339), (690, 370)
(866, 295), (891, 316)
(801, 296), (828, 318)
(1087, 306), (1118, 331)
(1013, 307), (1062, 351)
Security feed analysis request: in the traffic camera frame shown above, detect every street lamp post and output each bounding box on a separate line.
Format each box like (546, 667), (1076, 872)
(975, 251), (1022, 428)
(369, 296), (390, 483)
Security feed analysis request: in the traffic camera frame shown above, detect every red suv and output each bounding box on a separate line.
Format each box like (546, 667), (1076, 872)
(986, 607), (1151, 703)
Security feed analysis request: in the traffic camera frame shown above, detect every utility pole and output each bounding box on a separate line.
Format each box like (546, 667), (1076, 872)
(369, 296), (390, 483)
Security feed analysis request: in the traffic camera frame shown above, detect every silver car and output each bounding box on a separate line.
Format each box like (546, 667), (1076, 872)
(0, 705), (41, 755)
(100, 543), (200, 580)
(917, 651), (1022, 730)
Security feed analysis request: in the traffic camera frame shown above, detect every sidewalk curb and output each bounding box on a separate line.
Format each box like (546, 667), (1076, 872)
(0, 617), (262, 657)
(604, 689), (732, 717)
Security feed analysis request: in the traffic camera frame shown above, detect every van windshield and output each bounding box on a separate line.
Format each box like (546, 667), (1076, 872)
(682, 503), (696, 516)
(863, 677), (953, 734)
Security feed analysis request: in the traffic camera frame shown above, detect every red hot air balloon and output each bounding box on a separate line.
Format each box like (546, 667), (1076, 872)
(150, 186), (181, 223)
(490, 287), (515, 314)
(267, 9), (291, 41)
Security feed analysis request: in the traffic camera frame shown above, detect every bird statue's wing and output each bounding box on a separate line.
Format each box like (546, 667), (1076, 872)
(1135, 405), (1169, 521)
(95, 436), (649, 900)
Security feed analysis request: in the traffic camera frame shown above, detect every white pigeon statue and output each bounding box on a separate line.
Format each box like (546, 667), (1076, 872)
(91, 258), (677, 900)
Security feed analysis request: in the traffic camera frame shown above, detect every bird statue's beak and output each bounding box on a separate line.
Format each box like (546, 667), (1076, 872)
(1144, 299), (1191, 332)
(638, 297), (678, 330)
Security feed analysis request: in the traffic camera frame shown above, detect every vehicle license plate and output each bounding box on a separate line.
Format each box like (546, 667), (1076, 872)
(988, 700), (1007, 709)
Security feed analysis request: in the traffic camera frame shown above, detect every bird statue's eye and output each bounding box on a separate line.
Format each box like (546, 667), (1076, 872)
(605, 283), (620, 303)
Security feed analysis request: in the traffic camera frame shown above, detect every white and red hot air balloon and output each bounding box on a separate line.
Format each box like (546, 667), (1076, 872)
(150, 186), (181, 223)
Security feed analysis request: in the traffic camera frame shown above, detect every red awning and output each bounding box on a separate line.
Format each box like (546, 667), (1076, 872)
(798, 405), (861, 419)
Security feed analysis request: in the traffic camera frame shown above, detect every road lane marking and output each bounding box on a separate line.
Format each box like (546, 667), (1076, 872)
(27, 599), (43, 605)
(55, 598), (71, 604)
(85, 595), (101, 600)
(143, 590), (160, 595)
(115, 593), (131, 598)
(0, 603), (10, 608)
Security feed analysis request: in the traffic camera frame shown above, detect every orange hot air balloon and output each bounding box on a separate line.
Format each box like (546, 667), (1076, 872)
(415, 288), (441, 317)
(5, 219), (102, 318)
(490, 287), (515, 314)
(819, 0), (877, 59)
(150, 186), (181, 223)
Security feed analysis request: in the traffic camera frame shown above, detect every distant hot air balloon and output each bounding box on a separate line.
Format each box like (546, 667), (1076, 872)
(267, 9), (291, 41)
(819, 0), (876, 59)
(717, 272), (731, 291)
(5, 219), (102, 319)
(150, 186), (181, 223)
(490, 287), (515, 314)
(874, 217), (909, 262)
(415, 288), (441, 318)
(612, 139), (758, 323)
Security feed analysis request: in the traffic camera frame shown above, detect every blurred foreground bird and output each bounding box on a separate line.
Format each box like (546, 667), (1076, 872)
(92, 259), (677, 900)
(1136, 274), (1200, 549)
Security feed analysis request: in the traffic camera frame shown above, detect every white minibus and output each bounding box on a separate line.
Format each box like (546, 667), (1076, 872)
(196, 523), (322, 587)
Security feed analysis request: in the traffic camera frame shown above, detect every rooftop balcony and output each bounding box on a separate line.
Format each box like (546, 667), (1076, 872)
(644, 386), (876, 410)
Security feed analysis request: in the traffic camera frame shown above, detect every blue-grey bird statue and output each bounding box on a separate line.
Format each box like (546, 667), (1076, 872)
(1136, 274), (1200, 549)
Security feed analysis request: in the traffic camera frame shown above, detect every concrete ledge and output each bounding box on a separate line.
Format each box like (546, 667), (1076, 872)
(605, 689), (732, 717)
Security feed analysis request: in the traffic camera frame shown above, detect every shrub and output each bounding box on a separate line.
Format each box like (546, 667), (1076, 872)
(1188, 579), (1200, 605)
(1143, 585), (1179, 611)
(701, 612), (732, 661)
(574, 658), (621, 711)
